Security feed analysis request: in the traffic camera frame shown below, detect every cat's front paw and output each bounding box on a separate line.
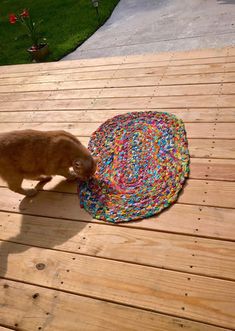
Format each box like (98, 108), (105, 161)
(25, 188), (38, 197)
(66, 171), (78, 182)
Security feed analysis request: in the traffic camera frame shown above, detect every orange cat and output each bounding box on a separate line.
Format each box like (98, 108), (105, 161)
(0, 130), (97, 196)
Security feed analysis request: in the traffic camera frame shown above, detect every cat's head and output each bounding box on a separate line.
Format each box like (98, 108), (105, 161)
(73, 156), (98, 180)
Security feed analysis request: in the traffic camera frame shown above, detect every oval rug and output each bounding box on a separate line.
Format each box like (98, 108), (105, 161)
(78, 111), (190, 223)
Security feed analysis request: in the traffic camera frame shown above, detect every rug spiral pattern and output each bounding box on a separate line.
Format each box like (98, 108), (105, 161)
(78, 111), (190, 223)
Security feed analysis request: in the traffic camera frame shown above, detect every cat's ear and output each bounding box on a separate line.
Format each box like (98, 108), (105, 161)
(73, 160), (82, 173)
(73, 160), (81, 167)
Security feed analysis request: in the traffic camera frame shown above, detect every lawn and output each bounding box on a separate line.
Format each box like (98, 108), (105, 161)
(0, 0), (119, 66)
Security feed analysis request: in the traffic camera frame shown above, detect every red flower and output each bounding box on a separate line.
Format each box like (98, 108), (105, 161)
(9, 13), (17, 24)
(20, 9), (29, 18)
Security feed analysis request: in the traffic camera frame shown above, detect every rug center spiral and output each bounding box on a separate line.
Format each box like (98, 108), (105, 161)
(113, 124), (160, 190)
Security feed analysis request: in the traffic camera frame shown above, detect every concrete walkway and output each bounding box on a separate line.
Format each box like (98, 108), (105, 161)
(62, 0), (235, 60)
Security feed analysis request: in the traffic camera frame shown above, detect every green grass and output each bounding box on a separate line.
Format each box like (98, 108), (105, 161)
(0, 0), (119, 65)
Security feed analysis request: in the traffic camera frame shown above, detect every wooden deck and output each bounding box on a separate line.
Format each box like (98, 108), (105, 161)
(0, 47), (235, 331)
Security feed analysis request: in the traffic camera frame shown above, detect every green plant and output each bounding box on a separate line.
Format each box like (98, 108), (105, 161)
(9, 9), (45, 49)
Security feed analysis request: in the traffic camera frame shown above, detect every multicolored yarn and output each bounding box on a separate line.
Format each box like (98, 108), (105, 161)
(78, 111), (190, 223)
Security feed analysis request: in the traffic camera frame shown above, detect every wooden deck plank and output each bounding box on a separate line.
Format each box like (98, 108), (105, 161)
(0, 189), (234, 241)
(178, 180), (235, 208)
(1, 241), (235, 328)
(187, 139), (235, 159)
(0, 108), (220, 124)
(0, 280), (230, 331)
(185, 123), (235, 139)
(160, 72), (235, 86)
(0, 108), (234, 123)
(190, 158), (235, 181)
(0, 212), (234, 279)
(1, 95), (235, 111)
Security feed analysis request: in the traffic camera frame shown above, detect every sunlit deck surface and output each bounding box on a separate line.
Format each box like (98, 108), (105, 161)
(0, 47), (235, 331)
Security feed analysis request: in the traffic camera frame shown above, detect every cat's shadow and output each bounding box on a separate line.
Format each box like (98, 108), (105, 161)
(0, 179), (92, 277)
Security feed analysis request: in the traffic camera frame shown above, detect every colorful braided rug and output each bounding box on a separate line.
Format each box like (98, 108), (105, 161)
(78, 111), (190, 223)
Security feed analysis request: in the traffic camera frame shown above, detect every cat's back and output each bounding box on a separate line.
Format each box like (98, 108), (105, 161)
(0, 129), (80, 157)
(0, 129), (76, 145)
(0, 130), (50, 152)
